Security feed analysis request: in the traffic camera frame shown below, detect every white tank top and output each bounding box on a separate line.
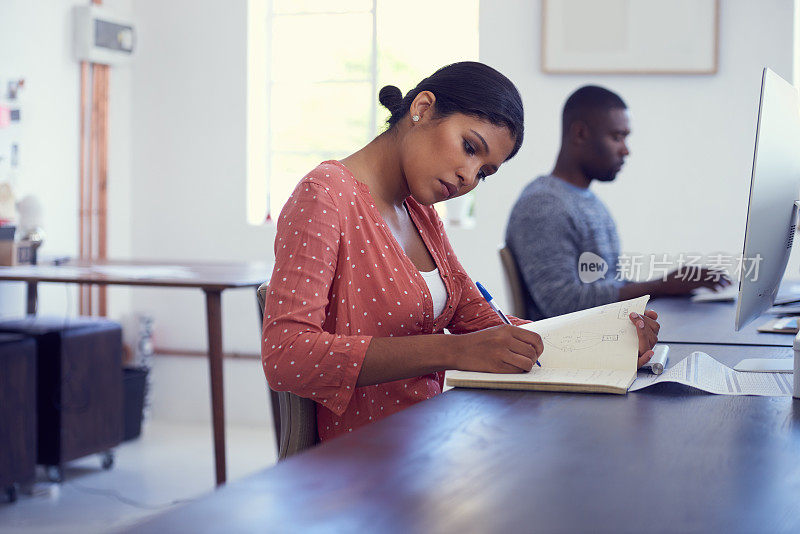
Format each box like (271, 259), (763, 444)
(419, 267), (448, 318)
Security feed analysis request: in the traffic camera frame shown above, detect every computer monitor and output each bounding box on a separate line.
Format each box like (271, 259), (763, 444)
(734, 68), (800, 375)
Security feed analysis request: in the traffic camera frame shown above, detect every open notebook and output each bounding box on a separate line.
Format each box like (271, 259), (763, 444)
(445, 295), (650, 394)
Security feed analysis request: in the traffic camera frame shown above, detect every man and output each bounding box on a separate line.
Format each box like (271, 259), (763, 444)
(505, 85), (727, 320)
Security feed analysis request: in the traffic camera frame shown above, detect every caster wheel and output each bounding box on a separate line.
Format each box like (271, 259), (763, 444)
(46, 465), (63, 483)
(6, 485), (17, 503)
(101, 451), (114, 470)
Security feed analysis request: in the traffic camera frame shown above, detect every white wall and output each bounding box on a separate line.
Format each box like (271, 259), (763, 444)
(129, 0), (272, 358)
(128, 0), (797, 354)
(0, 0), (269, 427)
(127, 0), (271, 425)
(450, 0), (796, 310)
(130, 0), (798, 355)
(146, 354), (270, 427)
(0, 0), (133, 320)
(7, 0), (787, 425)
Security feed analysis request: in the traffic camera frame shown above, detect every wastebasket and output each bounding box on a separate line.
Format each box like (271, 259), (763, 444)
(122, 366), (148, 441)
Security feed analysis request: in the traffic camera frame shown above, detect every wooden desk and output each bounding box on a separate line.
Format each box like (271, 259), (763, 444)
(0, 260), (271, 486)
(649, 296), (793, 347)
(126, 343), (799, 533)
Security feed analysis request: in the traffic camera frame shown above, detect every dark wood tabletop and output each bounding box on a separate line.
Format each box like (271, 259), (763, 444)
(126, 343), (800, 534)
(648, 296), (794, 347)
(0, 259), (271, 290)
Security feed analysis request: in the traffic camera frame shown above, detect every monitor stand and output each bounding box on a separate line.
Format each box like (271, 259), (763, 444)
(732, 334), (799, 399)
(734, 330), (799, 398)
(734, 357), (794, 372)
(734, 200), (800, 397)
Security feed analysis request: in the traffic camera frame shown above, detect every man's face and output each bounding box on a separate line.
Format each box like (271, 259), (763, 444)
(581, 108), (630, 182)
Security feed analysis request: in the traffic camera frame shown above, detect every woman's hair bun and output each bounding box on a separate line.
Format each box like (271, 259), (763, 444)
(378, 85), (403, 113)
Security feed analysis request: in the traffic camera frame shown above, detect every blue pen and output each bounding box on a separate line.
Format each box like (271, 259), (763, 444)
(476, 281), (541, 367)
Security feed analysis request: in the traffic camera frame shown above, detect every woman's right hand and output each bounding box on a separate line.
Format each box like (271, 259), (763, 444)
(450, 325), (543, 373)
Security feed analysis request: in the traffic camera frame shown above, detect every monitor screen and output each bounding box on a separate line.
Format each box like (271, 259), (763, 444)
(735, 68), (800, 331)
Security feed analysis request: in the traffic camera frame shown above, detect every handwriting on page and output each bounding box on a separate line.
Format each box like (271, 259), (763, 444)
(520, 296), (649, 372)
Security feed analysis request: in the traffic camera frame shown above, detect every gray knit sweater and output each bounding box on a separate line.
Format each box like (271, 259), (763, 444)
(505, 175), (623, 320)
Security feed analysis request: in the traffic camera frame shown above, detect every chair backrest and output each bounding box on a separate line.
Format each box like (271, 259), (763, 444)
(257, 282), (319, 460)
(498, 245), (527, 320)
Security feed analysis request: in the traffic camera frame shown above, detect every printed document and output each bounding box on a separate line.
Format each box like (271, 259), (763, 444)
(630, 351), (793, 396)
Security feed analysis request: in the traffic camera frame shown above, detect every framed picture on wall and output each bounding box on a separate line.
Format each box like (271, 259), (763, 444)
(542, 0), (719, 74)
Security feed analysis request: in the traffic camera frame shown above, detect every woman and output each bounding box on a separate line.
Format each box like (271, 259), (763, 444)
(262, 62), (659, 441)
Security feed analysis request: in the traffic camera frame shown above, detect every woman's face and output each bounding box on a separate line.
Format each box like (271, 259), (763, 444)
(401, 111), (517, 206)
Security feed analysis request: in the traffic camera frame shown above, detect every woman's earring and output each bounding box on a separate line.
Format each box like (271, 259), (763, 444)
(411, 115), (420, 122)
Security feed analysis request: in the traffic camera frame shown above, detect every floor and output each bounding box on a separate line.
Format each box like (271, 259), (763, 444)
(0, 420), (277, 533)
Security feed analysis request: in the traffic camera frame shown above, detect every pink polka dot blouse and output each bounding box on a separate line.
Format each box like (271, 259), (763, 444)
(262, 161), (524, 442)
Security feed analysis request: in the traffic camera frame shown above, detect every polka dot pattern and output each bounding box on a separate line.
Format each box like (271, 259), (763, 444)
(261, 161), (517, 442)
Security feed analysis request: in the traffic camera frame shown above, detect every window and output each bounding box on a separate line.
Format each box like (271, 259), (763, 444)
(247, 0), (479, 224)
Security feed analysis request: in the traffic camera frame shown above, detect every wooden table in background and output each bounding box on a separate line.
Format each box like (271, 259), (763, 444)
(0, 259), (271, 486)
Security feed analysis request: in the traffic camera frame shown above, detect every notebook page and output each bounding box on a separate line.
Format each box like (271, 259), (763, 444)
(518, 295), (649, 372)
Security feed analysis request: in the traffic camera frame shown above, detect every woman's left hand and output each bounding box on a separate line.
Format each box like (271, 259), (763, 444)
(630, 310), (660, 368)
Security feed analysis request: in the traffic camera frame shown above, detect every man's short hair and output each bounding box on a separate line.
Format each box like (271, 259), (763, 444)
(562, 85), (627, 137)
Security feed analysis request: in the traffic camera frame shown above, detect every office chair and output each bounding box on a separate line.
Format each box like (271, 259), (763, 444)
(498, 245), (528, 320)
(257, 283), (319, 460)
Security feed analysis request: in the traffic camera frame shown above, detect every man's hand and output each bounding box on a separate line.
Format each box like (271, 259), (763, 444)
(656, 268), (731, 296)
